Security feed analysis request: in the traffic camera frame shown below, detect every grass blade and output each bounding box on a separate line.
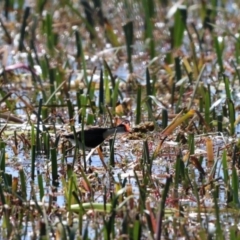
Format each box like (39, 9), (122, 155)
(19, 167), (26, 200)
(156, 175), (172, 240)
(112, 80), (119, 113)
(31, 125), (36, 180)
(0, 141), (5, 172)
(123, 21), (134, 73)
(99, 69), (104, 114)
(135, 85), (142, 125)
(146, 68), (152, 119)
(162, 109), (168, 129)
(172, 6), (187, 49)
(51, 148), (58, 185)
(204, 87), (210, 126)
(214, 36), (224, 74)
(75, 30), (88, 85)
(18, 6), (30, 51)
(81, 0), (95, 40)
(232, 166), (239, 206)
(38, 174), (44, 200)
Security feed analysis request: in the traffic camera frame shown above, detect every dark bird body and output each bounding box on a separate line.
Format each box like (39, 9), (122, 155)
(64, 123), (130, 149)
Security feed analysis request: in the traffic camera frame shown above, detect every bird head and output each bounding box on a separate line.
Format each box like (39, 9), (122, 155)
(117, 120), (131, 133)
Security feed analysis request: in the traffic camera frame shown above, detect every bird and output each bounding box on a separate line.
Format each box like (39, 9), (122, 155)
(63, 121), (131, 150)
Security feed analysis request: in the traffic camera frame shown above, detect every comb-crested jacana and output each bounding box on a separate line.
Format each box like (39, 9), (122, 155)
(63, 121), (131, 150)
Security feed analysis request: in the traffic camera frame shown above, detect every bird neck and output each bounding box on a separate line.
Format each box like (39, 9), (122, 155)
(102, 125), (126, 139)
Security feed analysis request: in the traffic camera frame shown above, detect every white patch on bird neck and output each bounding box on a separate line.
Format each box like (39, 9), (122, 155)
(103, 128), (117, 139)
(102, 126), (125, 139)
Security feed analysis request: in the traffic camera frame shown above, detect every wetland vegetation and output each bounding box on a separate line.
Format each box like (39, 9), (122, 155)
(0, 0), (240, 239)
